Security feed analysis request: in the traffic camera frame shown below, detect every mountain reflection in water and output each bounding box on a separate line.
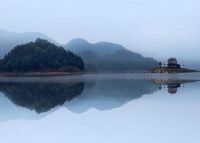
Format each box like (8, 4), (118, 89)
(65, 79), (159, 113)
(0, 76), (197, 115)
(0, 82), (84, 113)
(152, 79), (197, 94)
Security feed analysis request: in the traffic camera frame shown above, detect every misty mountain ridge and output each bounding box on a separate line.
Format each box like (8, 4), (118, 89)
(0, 30), (174, 72)
(0, 30), (158, 72)
(66, 38), (124, 56)
(0, 29), (59, 58)
(65, 38), (158, 72)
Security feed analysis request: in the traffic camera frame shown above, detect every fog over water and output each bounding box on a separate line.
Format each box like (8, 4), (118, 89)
(0, 73), (200, 143)
(0, 0), (200, 61)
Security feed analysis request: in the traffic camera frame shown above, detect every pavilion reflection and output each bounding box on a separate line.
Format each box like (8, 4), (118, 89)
(151, 79), (197, 94)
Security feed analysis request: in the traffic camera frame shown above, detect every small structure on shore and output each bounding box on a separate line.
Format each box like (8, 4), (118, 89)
(167, 58), (180, 69)
(152, 57), (197, 73)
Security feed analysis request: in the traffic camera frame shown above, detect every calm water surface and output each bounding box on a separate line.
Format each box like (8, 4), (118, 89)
(0, 73), (200, 143)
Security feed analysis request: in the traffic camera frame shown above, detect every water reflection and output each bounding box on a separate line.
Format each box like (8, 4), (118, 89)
(0, 82), (84, 113)
(0, 78), (160, 114)
(0, 75), (198, 116)
(151, 80), (197, 94)
(65, 79), (159, 113)
(1, 75), (200, 143)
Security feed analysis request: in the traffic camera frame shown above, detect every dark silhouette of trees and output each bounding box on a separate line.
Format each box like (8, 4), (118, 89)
(159, 62), (162, 67)
(0, 39), (84, 72)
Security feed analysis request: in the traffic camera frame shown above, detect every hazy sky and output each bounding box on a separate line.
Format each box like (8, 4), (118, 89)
(0, 0), (200, 61)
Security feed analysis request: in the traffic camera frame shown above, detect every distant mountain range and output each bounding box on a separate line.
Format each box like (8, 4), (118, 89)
(64, 38), (158, 72)
(0, 29), (59, 58)
(65, 38), (124, 56)
(0, 30), (158, 72)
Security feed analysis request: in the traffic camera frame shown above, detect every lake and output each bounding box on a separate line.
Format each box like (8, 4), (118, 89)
(0, 73), (200, 143)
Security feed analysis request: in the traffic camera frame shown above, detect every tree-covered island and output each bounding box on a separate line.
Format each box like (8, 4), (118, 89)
(0, 39), (84, 75)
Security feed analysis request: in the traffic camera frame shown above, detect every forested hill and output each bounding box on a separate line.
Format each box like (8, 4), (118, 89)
(0, 29), (59, 58)
(0, 39), (84, 72)
(65, 38), (158, 72)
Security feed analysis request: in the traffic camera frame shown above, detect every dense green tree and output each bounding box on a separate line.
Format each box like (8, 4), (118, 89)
(0, 39), (84, 72)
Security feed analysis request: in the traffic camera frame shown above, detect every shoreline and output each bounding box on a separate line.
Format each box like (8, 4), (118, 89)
(0, 70), (199, 78)
(0, 72), (200, 83)
(151, 67), (198, 73)
(0, 71), (86, 77)
(0, 70), (151, 77)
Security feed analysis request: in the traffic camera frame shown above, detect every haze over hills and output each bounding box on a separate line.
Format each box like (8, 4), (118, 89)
(66, 38), (124, 56)
(1, 29), (198, 71)
(65, 38), (158, 72)
(0, 29), (59, 58)
(0, 30), (159, 72)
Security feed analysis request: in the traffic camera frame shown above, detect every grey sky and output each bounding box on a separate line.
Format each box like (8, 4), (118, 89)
(0, 0), (200, 61)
